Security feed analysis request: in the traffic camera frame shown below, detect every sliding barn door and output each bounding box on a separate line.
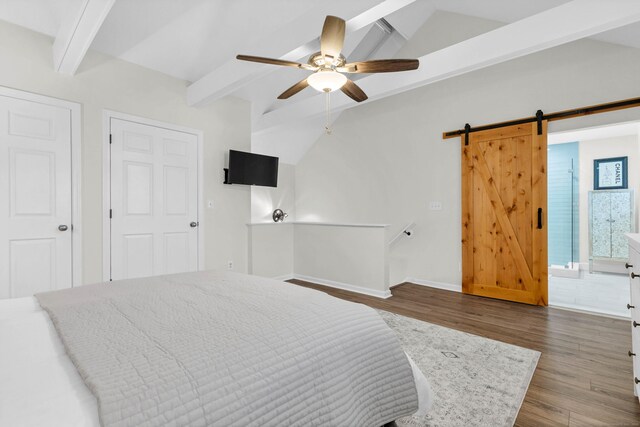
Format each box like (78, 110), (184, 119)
(461, 122), (548, 305)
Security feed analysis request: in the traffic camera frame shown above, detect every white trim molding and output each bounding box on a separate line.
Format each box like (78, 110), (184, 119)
(102, 110), (205, 281)
(403, 277), (462, 293)
(292, 274), (392, 299)
(272, 273), (460, 299)
(549, 304), (630, 321)
(0, 86), (83, 287)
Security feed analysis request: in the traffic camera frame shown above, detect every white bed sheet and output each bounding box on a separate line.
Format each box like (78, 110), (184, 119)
(0, 296), (431, 426)
(0, 297), (99, 427)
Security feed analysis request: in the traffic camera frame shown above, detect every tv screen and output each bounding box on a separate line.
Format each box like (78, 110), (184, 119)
(228, 150), (278, 187)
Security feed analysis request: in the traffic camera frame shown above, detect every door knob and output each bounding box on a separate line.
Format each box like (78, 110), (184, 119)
(628, 304), (636, 309)
(630, 351), (636, 357)
(632, 272), (640, 279)
(626, 263), (634, 269)
(190, 222), (198, 228)
(634, 321), (640, 328)
(58, 225), (68, 231)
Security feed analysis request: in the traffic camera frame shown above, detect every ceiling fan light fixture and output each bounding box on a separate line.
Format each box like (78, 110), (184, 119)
(307, 70), (347, 93)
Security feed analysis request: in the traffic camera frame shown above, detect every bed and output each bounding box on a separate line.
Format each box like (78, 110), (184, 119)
(0, 270), (431, 426)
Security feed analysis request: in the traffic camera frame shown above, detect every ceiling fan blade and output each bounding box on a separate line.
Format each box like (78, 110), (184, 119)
(278, 78), (309, 99)
(320, 16), (346, 60)
(338, 59), (419, 73)
(236, 55), (315, 70)
(341, 79), (368, 103)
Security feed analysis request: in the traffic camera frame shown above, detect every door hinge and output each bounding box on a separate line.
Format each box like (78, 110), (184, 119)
(109, 134), (112, 144)
(109, 209), (112, 219)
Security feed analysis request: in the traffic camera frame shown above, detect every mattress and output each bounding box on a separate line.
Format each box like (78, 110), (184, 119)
(1, 273), (431, 426)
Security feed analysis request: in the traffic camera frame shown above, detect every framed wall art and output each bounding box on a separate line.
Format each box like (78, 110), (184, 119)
(594, 156), (628, 190)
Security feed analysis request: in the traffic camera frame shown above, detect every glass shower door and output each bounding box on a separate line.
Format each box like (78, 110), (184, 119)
(548, 142), (579, 269)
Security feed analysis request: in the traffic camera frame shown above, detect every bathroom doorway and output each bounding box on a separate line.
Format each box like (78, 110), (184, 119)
(547, 121), (638, 318)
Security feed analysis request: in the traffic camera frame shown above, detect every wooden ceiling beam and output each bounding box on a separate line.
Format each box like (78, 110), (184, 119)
(53, 0), (115, 75)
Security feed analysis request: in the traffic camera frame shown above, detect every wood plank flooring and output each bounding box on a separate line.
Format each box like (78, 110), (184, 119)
(288, 280), (640, 426)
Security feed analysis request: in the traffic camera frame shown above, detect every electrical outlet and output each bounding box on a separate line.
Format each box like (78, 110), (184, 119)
(227, 261), (233, 270)
(429, 201), (443, 211)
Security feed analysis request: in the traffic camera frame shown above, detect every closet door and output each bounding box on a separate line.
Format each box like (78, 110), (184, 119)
(109, 118), (199, 280)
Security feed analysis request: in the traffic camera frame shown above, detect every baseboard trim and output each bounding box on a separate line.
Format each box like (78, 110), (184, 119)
(272, 274), (295, 281)
(404, 277), (462, 293)
(291, 274), (392, 299)
(549, 303), (631, 321)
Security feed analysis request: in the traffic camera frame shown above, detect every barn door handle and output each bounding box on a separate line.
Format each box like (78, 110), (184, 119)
(537, 208), (543, 229)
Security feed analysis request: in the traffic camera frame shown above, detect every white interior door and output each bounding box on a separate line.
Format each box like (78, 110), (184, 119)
(0, 96), (73, 298)
(109, 118), (198, 280)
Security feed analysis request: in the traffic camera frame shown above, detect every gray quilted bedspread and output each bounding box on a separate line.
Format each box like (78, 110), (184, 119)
(35, 270), (418, 427)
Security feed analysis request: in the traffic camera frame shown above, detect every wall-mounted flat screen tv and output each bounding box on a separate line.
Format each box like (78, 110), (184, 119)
(226, 150), (278, 187)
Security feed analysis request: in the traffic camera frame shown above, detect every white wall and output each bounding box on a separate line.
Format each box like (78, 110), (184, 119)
(248, 222), (390, 297)
(294, 11), (640, 287)
(251, 163), (296, 223)
(247, 223), (294, 279)
(294, 224), (389, 297)
(0, 20), (252, 284)
(578, 135), (640, 264)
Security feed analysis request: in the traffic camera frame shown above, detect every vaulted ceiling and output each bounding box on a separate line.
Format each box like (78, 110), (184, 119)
(2, 0), (640, 163)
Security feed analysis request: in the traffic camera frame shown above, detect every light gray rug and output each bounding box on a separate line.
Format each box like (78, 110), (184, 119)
(378, 310), (540, 427)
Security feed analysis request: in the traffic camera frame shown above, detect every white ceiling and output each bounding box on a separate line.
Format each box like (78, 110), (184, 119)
(0, 0), (81, 37)
(549, 121), (640, 145)
(2, 0), (640, 163)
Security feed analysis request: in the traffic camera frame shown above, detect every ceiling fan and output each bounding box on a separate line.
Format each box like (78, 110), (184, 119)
(236, 15), (420, 103)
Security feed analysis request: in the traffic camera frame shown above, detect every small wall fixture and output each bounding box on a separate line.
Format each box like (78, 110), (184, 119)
(389, 222), (416, 247)
(273, 209), (288, 222)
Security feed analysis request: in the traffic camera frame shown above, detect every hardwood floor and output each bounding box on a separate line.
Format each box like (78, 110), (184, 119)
(288, 280), (640, 426)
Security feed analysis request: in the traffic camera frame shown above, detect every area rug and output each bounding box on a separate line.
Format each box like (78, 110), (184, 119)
(378, 310), (540, 427)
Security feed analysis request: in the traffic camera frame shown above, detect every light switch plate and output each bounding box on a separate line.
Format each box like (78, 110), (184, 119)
(429, 201), (443, 211)
(207, 200), (214, 209)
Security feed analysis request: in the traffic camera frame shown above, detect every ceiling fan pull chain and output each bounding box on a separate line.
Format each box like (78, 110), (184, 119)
(325, 91), (332, 135)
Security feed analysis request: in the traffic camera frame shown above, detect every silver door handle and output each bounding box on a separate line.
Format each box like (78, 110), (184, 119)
(190, 222), (198, 228)
(58, 225), (68, 231)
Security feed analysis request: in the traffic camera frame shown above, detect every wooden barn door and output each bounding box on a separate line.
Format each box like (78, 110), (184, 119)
(461, 122), (548, 306)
